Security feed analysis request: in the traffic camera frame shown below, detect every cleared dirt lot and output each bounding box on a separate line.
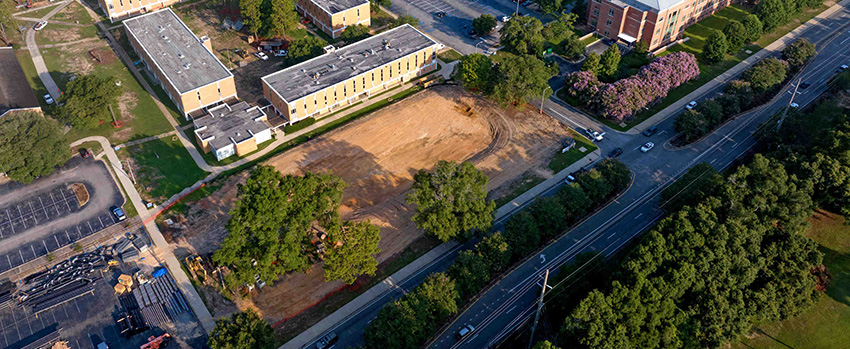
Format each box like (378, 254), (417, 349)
(169, 85), (572, 323)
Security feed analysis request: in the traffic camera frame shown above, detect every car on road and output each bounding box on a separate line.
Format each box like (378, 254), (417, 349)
(43, 93), (54, 104)
(79, 148), (91, 158)
(790, 102), (800, 108)
(640, 142), (655, 153)
(501, 15), (511, 22)
(34, 21), (47, 31)
(434, 11), (447, 18)
(800, 82), (811, 89)
(585, 128), (605, 141)
(112, 207), (126, 221)
(564, 174), (576, 184)
(643, 126), (657, 137)
(839, 64), (848, 72)
(254, 51), (269, 60)
(608, 147), (623, 158)
(455, 324), (475, 340)
(685, 101), (697, 110)
(316, 332), (338, 349)
(521, 0), (533, 5)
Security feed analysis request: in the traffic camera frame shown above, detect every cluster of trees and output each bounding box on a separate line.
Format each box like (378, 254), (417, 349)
(564, 154), (825, 348)
(0, 112), (70, 184)
(365, 160), (631, 348)
(533, 0), (581, 16)
(0, 0), (19, 45)
(567, 51), (700, 121)
(499, 14), (581, 59)
(674, 39), (813, 142)
(208, 309), (275, 349)
(457, 53), (557, 106)
(240, 0), (298, 39)
(757, 0), (822, 32)
(213, 165), (381, 288)
(287, 36), (326, 63)
(581, 44), (620, 79)
(472, 14), (497, 36)
(340, 24), (371, 42)
(60, 75), (122, 129)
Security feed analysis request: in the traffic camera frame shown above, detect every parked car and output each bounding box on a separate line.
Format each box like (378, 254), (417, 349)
(608, 147), (623, 158)
(112, 207), (126, 221)
(564, 174), (576, 184)
(79, 148), (91, 158)
(254, 51), (269, 60)
(43, 93), (54, 104)
(585, 128), (605, 141)
(316, 332), (338, 349)
(799, 82), (811, 89)
(501, 15), (511, 22)
(685, 101), (697, 110)
(643, 126), (657, 137)
(455, 324), (475, 340)
(34, 21), (47, 31)
(640, 142), (655, 153)
(273, 49), (287, 57)
(434, 11), (447, 18)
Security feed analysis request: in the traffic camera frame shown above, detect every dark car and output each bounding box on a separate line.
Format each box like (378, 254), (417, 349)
(434, 11), (447, 18)
(316, 332), (338, 349)
(800, 82), (811, 89)
(608, 147), (623, 158)
(643, 126), (657, 137)
(79, 148), (91, 158)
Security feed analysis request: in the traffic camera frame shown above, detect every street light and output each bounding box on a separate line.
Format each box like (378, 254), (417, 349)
(475, 39), (486, 52)
(539, 86), (552, 114)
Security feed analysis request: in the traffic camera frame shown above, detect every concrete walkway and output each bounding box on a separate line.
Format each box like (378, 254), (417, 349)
(632, 0), (850, 134)
(16, 17), (91, 26)
(69, 136), (216, 334)
(281, 148), (602, 349)
(23, 0), (72, 100)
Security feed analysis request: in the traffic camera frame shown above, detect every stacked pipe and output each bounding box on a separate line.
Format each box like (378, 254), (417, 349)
(17, 247), (112, 314)
(131, 273), (189, 326)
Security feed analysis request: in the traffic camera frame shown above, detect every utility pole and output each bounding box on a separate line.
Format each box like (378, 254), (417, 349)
(777, 78), (802, 131)
(528, 269), (549, 349)
(539, 86), (552, 114)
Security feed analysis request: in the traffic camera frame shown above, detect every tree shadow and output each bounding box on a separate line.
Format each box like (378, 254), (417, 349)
(820, 245), (850, 308)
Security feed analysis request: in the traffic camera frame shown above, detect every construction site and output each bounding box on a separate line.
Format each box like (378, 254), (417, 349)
(163, 85), (574, 332)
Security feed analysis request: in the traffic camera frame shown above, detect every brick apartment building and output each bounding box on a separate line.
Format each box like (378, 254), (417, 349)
(0, 47), (41, 118)
(124, 8), (237, 119)
(296, 0), (371, 39)
(97, 0), (180, 23)
(261, 24), (439, 124)
(587, 0), (732, 50)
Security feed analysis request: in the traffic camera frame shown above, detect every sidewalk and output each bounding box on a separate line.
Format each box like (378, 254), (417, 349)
(281, 148), (601, 349)
(632, 0), (850, 133)
(23, 0), (72, 100)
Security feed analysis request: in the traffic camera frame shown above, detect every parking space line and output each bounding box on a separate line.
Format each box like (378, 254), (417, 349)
(74, 299), (81, 313)
(76, 226), (82, 240)
(49, 192), (61, 216)
(6, 255), (11, 269)
(65, 230), (71, 242)
(30, 245), (36, 260)
(87, 221), (94, 235)
(59, 189), (73, 211)
(5, 210), (12, 234)
(54, 235), (60, 248)
(17, 206), (25, 229)
(0, 308), (7, 348)
(38, 197), (49, 219)
(29, 202), (37, 224)
(43, 240), (49, 253)
(98, 216), (104, 227)
(18, 250), (24, 264)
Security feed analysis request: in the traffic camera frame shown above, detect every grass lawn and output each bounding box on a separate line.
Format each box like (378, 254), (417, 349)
(494, 172), (546, 208)
(438, 49), (463, 63)
(581, 33), (600, 46)
(287, 28), (310, 40)
(548, 129), (598, 172)
(119, 137), (209, 202)
(51, 1), (95, 25)
(35, 24), (98, 45)
(23, 4), (60, 19)
(370, 7), (396, 29)
(735, 210), (850, 348)
(14, 50), (52, 111)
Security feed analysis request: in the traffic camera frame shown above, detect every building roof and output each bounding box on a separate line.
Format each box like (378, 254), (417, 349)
(123, 8), (232, 95)
(614, 0), (684, 12)
(0, 47), (40, 116)
(262, 24), (438, 103)
(193, 102), (268, 150)
(308, 0), (369, 14)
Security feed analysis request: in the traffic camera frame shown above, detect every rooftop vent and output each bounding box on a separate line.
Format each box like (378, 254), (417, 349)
(161, 35), (168, 40)
(177, 70), (183, 74)
(323, 45), (336, 53)
(183, 63), (192, 69)
(157, 25), (165, 33)
(177, 53), (185, 58)
(382, 39), (390, 49)
(329, 64), (336, 70)
(351, 66), (356, 70)
(311, 72), (321, 79)
(369, 49), (376, 55)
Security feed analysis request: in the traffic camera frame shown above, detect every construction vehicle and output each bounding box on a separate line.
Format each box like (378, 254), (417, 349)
(185, 255), (207, 283)
(140, 333), (171, 349)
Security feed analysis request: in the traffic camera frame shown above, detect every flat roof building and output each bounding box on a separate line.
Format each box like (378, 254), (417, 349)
(193, 102), (273, 161)
(0, 47), (41, 118)
(97, 0), (181, 23)
(124, 8), (237, 119)
(297, 0), (370, 39)
(261, 24), (439, 124)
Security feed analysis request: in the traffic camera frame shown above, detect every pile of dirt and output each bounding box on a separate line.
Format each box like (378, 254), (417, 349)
(69, 183), (89, 206)
(89, 48), (117, 65)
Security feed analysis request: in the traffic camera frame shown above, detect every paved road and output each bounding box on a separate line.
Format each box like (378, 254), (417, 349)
(433, 7), (850, 348)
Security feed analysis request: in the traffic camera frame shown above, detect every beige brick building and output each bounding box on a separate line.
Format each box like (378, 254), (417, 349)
(587, 0), (731, 50)
(297, 0), (371, 39)
(124, 9), (237, 119)
(261, 24), (439, 124)
(97, 0), (180, 23)
(193, 102), (273, 160)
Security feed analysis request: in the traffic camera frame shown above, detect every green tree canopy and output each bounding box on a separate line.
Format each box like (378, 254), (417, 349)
(323, 220), (382, 284)
(392, 15), (419, 28)
(562, 34), (585, 60)
(240, 0), (263, 36)
(476, 231), (511, 274)
(599, 44), (620, 77)
(340, 24), (371, 42)
(208, 309), (275, 349)
(534, 0), (566, 15)
(265, 0), (297, 38)
(60, 75), (121, 129)
(557, 184), (591, 223)
(0, 112), (70, 183)
(574, 169), (612, 204)
(458, 53), (495, 92)
(742, 57), (788, 92)
(407, 161), (495, 242)
(499, 16), (545, 55)
(581, 52), (601, 74)
(472, 14), (497, 36)
(492, 54), (556, 106)
(288, 36), (326, 62)
(504, 211), (540, 259)
(529, 196), (566, 239)
(595, 159), (631, 193)
(674, 109), (710, 141)
(447, 251), (490, 299)
(783, 38), (816, 68)
(757, 0), (788, 32)
(532, 341), (561, 349)
(723, 21), (747, 53)
(660, 162), (723, 211)
(702, 31), (728, 64)
(0, 0), (18, 45)
(541, 12), (578, 42)
(695, 98), (723, 125)
(742, 14), (763, 42)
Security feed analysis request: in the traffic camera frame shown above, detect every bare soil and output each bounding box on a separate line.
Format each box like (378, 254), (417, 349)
(89, 48), (117, 65)
(69, 183), (89, 206)
(170, 85), (572, 325)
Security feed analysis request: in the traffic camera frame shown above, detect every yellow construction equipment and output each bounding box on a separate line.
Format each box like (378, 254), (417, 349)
(185, 255), (207, 283)
(140, 333), (171, 349)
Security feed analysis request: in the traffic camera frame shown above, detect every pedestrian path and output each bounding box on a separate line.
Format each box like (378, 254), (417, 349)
(23, 0), (72, 100)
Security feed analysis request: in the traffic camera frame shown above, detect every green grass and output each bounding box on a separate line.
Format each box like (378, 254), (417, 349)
(119, 137), (209, 202)
(581, 33), (600, 47)
(287, 28), (310, 41)
(370, 7), (396, 29)
(140, 73), (186, 125)
(548, 129), (598, 173)
(735, 210), (850, 348)
(494, 172), (546, 208)
(23, 4), (60, 19)
(14, 50), (52, 111)
(36, 24), (98, 45)
(438, 49), (463, 63)
(51, 1), (94, 25)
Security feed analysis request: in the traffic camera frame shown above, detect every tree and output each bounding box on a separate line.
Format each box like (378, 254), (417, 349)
(557, 184), (591, 223)
(562, 34), (585, 60)
(573, 0), (587, 22)
(757, 0), (788, 32)
(659, 162), (722, 211)
(542, 12), (578, 42)
(0, 0), (19, 45)
(674, 109), (709, 141)
(529, 196), (565, 239)
(595, 159), (631, 192)
(532, 341), (561, 349)
(407, 161), (495, 242)
(458, 53), (495, 92)
(783, 38), (816, 68)
(472, 14), (497, 36)
(599, 44), (620, 77)
(742, 57), (787, 92)
(447, 251), (490, 300)
(723, 22), (747, 53)
(491, 54), (556, 106)
(416, 272), (460, 320)
(370, 0), (391, 10)
(240, 0), (263, 37)
(499, 16), (545, 55)
(340, 24), (371, 42)
(742, 14), (763, 43)
(581, 52), (601, 74)
(695, 98), (723, 125)
(476, 232), (511, 274)
(504, 211), (540, 259)
(575, 169), (612, 204)
(288, 36), (325, 62)
(323, 220), (382, 284)
(633, 41), (649, 55)
(266, 0), (297, 38)
(60, 75), (121, 129)
(392, 15), (419, 28)
(534, 0), (565, 15)
(716, 93), (742, 116)
(0, 112), (70, 183)
(208, 309), (275, 349)
(702, 31), (728, 64)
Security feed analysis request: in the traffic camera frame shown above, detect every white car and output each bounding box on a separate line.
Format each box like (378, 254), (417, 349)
(840, 64), (849, 71)
(455, 324), (475, 340)
(254, 52), (269, 61)
(790, 102), (799, 108)
(501, 15), (511, 22)
(640, 142), (655, 153)
(585, 128), (605, 141)
(273, 49), (287, 57)
(685, 101), (697, 110)
(34, 21), (47, 31)
(43, 93), (54, 104)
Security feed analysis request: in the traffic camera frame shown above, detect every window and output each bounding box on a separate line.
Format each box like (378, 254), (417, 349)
(592, 19), (598, 26)
(604, 30), (610, 36)
(357, 9), (360, 18)
(290, 107), (296, 114)
(608, 8), (614, 16)
(593, 8), (599, 16)
(606, 19), (612, 27)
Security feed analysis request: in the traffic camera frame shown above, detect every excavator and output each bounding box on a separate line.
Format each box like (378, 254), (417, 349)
(185, 255), (207, 283)
(140, 333), (171, 349)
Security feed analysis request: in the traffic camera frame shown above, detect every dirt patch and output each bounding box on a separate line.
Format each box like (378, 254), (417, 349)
(69, 183), (89, 206)
(170, 85), (572, 325)
(89, 48), (117, 65)
(39, 26), (85, 43)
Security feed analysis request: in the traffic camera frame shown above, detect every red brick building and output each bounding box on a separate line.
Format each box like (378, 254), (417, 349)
(587, 0), (732, 50)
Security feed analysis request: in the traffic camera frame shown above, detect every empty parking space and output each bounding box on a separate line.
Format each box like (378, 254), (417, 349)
(0, 187), (81, 240)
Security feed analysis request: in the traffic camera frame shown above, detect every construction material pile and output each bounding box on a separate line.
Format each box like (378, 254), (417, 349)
(19, 247), (111, 314)
(0, 280), (15, 307)
(132, 269), (190, 326)
(117, 293), (148, 337)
